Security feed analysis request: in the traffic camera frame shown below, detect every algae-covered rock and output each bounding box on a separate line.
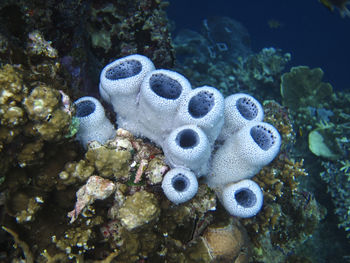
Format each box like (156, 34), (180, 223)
(54, 227), (95, 255)
(23, 84), (60, 121)
(117, 190), (160, 231)
(281, 66), (333, 110)
(32, 109), (72, 141)
(17, 140), (44, 167)
(23, 85), (72, 141)
(5, 189), (44, 223)
(85, 141), (132, 180)
(0, 64), (28, 127)
(145, 156), (169, 185)
(58, 160), (95, 186)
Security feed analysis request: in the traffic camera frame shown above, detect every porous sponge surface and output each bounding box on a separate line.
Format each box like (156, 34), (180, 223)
(163, 125), (211, 175)
(99, 54), (155, 118)
(220, 179), (263, 218)
(93, 54), (281, 216)
(174, 86), (225, 145)
(219, 93), (264, 141)
(138, 69), (192, 145)
(208, 121), (281, 188)
(74, 96), (116, 148)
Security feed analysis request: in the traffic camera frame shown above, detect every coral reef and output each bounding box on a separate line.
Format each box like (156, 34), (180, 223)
(320, 160), (350, 238)
(281, 66), (333, 111)
(236, 101), (326, 262)
(0, 33), (74, 174)
(313, 91), (350, 239)
(244, 155), (326, 262)
(0, 125), (209, 262)
(0, 0), (174, 95)
(0, 87), (321, 262)
(87, 0), (174, 67)
(173, 21), (290, 99)
(97, 54), (283, 218)
(278, 63), (350, 245)
(0, 3), (340, 261)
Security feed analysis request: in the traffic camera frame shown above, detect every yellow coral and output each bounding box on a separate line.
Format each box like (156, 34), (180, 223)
(85, 141), (132, 180)
(23, 84), (60, 121)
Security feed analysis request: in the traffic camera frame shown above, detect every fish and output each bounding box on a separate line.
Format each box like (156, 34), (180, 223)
(267, 19), (283, 29)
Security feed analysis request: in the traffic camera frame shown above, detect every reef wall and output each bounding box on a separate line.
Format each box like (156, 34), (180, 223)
(0, 1), (340, 262)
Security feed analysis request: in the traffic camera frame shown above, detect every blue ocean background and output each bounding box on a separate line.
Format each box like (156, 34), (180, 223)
(168, 0), (350, 91)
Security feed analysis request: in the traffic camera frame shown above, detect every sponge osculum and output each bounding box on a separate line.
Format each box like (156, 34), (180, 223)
(219, 93), (264, 142)
(99, 54), (155, 120)
(138, 69), (192, 144)
(74, 54), (283, 216)
(161, 168), (199, 205)
(219, 179), (263, 218)
(74, 96), (116, 149)
(208, 121), (281, 188)
(163, 125), (211, 176)
(174, 85), (225, 145)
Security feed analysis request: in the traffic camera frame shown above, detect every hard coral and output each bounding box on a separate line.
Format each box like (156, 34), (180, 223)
(242, 152), (325, 262)
(0, 64), (27, 127)
(88, 0), (174, 68)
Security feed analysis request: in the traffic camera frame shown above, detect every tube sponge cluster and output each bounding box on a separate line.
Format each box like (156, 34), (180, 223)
(75, 54), (281, 218)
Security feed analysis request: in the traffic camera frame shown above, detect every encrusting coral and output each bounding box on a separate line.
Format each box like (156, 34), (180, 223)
(0, 33), (75, 173)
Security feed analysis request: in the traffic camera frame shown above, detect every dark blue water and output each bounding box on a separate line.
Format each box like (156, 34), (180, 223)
(168, 0), (350, 91)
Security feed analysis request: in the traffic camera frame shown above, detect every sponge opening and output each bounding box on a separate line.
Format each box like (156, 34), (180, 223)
(76, 100), (96, 117)
(188, 91), (214, 118)
(176, 129), (199, 148)
(236, 97), (258, 120)
(105, 60), (142, 80)
(250, 125), (275, 151)
(235, 188), (257, 208)
(171, 174), (189, 192)
(149, 73), (182, 99)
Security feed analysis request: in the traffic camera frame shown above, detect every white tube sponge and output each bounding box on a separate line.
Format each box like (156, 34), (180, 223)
(99, 54), (155, 121)
(161, 168), (198, 204)
(163, 125), (211, 176)
(207, 121), (281, 188)
(74, 96), (116, 149)
(219, 179), (263, 218)
(137, 69), (192, 145)
(218, 93), (264, 142)
(174, 86), (225, 145)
